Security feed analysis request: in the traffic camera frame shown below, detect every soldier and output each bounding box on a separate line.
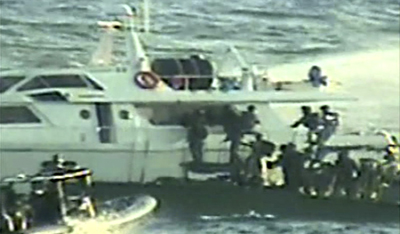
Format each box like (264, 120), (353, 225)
(291, 106), (323, 145)
(333, 150), (359, 198)
(187, 110), (208, 163)
(242, 133), (278, 186)
(241, 105), (261, 135)
(280, 143), (304, 189)
(357, 158), (382, 200)
(378, 130), (400, 172)
(222, 105), (243, 163)
(318, 105), (340, 145)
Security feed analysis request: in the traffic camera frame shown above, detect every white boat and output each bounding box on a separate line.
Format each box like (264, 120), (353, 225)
(0, 1), (378, 183)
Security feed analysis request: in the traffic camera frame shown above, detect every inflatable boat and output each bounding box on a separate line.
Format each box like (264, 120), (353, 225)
(0, 156), (158, 234)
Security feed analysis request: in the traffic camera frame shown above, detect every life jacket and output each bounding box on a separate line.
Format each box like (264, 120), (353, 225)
(303, 113), (323, 131)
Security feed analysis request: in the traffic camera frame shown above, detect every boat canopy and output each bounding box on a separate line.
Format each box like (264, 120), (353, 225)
(0, 168), (92, 187)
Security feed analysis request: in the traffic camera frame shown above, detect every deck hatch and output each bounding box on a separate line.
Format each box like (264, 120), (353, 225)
(0, 106), (41, 124)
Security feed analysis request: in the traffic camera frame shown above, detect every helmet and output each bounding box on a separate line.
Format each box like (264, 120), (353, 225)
(247, 105), (256, 112)
(320, 105), (330, 111)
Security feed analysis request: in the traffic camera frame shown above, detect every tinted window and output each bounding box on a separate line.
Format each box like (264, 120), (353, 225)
(0, 76), (25, 93)
(44, 75), (87, 88)
(18, 76), (48, 91)
(0, 106), (41, 124)
(18, 74), (87, 91)
(30, 92), (67, 101)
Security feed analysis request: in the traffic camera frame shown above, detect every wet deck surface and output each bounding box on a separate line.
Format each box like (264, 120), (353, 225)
(94, 181), (400, 224)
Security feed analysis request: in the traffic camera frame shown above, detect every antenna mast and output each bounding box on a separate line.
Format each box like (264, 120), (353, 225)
(143, 0), (150, 33)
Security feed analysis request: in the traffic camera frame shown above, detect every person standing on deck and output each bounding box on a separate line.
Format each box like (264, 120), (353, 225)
(291, 106), (323, 145)
(187, 110), (208, 163)
(308, 65), (328, 88)
(318, 105), (340, 146)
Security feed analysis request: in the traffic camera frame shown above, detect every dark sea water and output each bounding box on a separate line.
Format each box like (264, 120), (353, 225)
(1, 0), (399, 233)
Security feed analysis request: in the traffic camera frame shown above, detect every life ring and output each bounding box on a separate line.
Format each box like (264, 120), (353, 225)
(134, 71), (160, 89)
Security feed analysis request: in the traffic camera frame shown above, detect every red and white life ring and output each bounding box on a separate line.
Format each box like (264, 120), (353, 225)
(134, 71), (160, 89)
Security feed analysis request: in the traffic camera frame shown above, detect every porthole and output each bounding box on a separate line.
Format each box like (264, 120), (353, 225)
(119, 110), (130, 120)
(80, 109), (90, 119)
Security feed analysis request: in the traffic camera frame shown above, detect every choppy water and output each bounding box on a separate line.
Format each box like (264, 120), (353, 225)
(1, 0), (399, 233)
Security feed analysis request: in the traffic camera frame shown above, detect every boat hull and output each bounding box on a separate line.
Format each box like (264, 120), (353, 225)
(93, 181), (400, 224)
(21, 195), (157, 234)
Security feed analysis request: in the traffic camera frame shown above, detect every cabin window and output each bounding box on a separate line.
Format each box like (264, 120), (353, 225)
(29, 92), (67, 101)
(0, 76), (25, 93)
(0, 106), (41, 124)
(80, 110), (91, 119)
(18, 74), (88, 91)
(119, 110), (130, 120)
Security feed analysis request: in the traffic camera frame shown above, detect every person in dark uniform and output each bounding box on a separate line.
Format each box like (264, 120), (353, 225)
(241, 105), (261, 135)
(280, 143), (304, 189)
(357, 158), (382, 200)
(291, 106), (323, 145)
(187, 110), (208, 163)
(222, 105), (243, 163)
(334, 150), (359, 198)
(318, 105), (339, 145)
(1, 184), (17, 232)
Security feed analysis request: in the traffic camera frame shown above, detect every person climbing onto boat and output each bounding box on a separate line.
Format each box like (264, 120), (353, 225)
(333, 150), (359, 198)
(318, 105), (340, 146)
(377, 130), (400, 172)
(308, 65), (328, 87)
(187, 110), (208, 163)
(0, 184), (17, 232)
(222, 105), (244, 163)
(241, 105), (261, 135)
(356, 158), (382, 200)
(259, 148), (285, 188)
(379, 146), (399, 189)
(299, 146), (322, 197)
(241, 133), (277, 186)
(280, 143), (304, 189)
(291, 106), (323, 145)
